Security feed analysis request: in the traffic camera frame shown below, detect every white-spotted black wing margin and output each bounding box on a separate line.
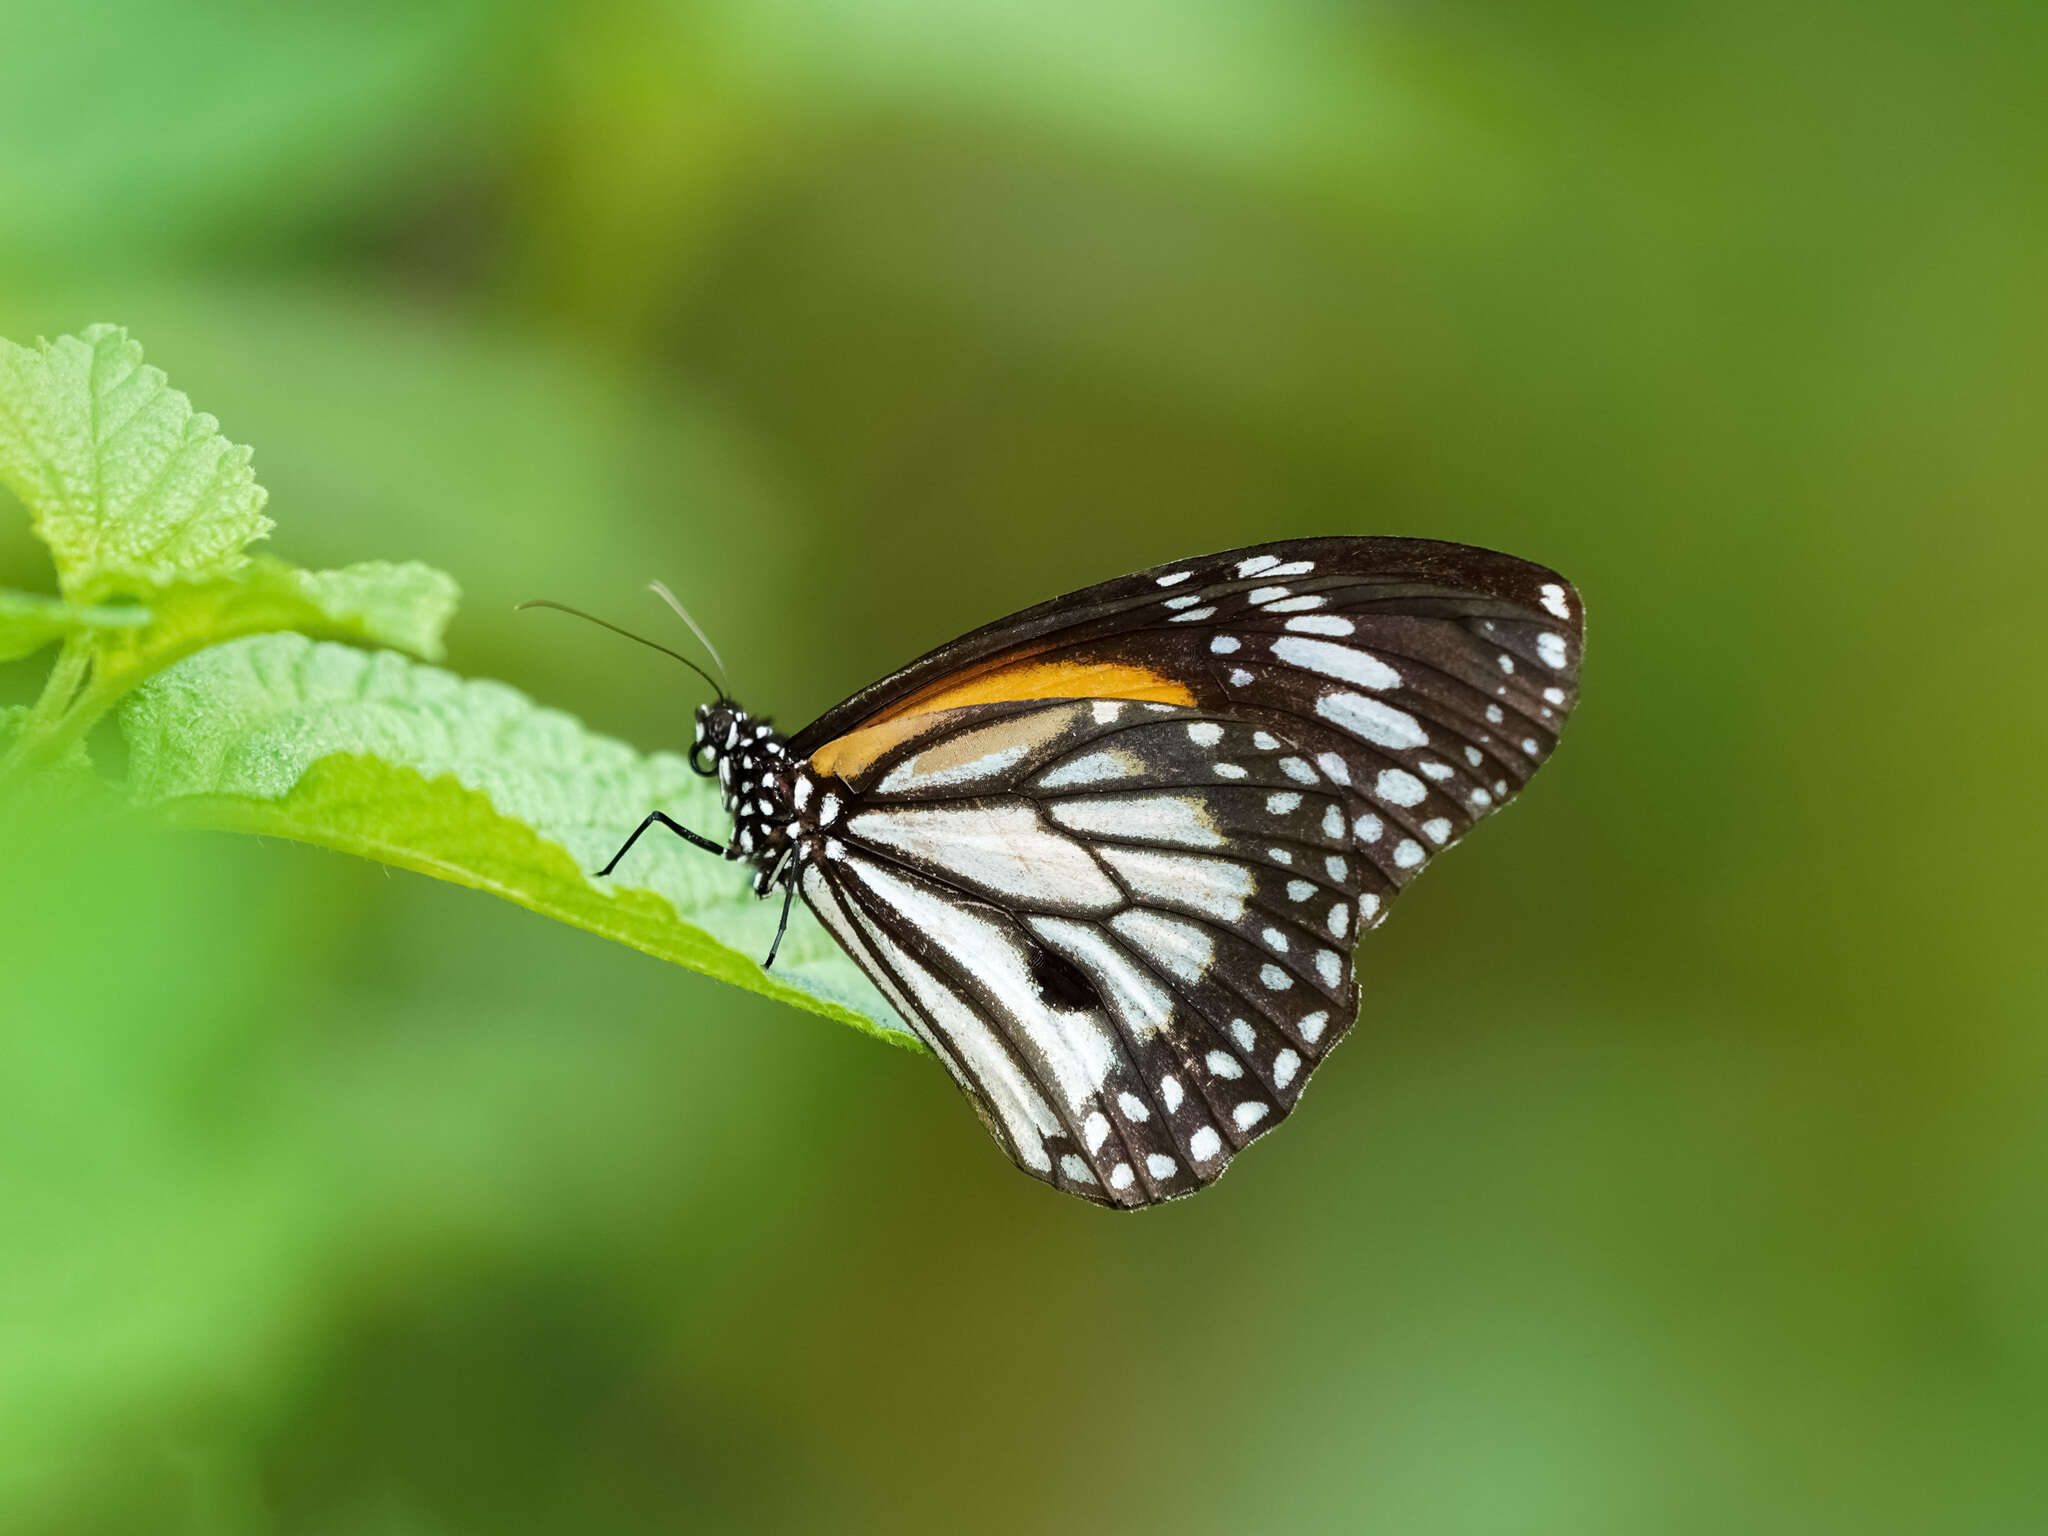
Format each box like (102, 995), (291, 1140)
(793, 697), (1372, 1208)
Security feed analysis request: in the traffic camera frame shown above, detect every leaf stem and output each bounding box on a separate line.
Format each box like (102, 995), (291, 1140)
(0, 634), (94, 780)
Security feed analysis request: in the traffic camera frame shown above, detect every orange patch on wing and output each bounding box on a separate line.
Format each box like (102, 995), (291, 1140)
(809, 656), (1195, 783)
(809, 714), (937, 783)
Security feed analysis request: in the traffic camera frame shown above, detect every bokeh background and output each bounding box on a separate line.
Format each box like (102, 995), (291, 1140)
(4, 2), (2043, 1532)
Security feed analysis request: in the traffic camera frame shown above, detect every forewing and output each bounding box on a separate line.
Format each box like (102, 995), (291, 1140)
(789, 536), (1582, 776)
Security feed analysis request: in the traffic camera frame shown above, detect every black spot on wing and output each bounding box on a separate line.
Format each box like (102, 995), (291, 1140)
(1028, 940), (1104, 1013)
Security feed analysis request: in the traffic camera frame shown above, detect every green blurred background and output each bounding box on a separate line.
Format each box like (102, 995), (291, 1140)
(4, 2), (2043, 1532)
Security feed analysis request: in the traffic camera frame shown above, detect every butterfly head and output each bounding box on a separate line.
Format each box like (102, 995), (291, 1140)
(692, 700), (799, 890)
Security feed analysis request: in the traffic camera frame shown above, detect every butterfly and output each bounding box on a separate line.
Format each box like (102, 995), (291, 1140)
(574, 537), (1582, 1209)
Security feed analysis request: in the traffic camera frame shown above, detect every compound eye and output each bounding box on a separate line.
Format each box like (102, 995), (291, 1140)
(689, 742), (718, 776)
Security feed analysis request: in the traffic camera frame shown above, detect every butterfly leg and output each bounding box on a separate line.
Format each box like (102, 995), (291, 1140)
(594, 811), (725, 876)
(761, 879), (797, 971)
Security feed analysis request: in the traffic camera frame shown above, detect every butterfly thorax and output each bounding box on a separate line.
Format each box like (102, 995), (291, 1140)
(692, 701), (800, 894)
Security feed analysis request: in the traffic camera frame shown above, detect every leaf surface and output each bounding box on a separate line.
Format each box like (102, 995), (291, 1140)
(0, 325), (272, 598)
(121, 633), (908, 1046)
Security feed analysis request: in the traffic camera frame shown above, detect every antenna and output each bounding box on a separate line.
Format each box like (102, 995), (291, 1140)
(648, 580), (733, 696)
(515, 599), (728, 700)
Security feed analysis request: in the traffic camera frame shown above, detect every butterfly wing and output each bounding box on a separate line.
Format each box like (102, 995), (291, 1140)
(789, 537), (1584, 1207)
(794, 696), (1364, 1207)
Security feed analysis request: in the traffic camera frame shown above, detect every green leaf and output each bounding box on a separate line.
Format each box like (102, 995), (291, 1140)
(121, 632), (908, 1048)
(287, 560), (460, 660)
(0, 589), (149, 661)
(0, 324), (272, 599)
(88, 555), (459, 677)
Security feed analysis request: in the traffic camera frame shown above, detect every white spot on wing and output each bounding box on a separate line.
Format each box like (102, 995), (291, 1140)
(1168, 606), (1216, 622)
(1164, 593), (1204, 610)
(1157, 569), (1194, 586)
(1270, 635), (1402, 691)
(1118, 1091), (1151, 1122)
(1213, 763), (1247, 779)
(1092, 701), (1124, 724)
(1085, 1111), (1111, 1153)
(1536, 632), (1568, 669)
(1189, 1126), (1222, 1161)
(1234, 1102), (1270, 1129)
(1187, 722), (1223, 746)
(1394, 839), (1424, 868)
(1051, 795), (1222, 848)
(849, 803), (1120, 910)
(1298, 1010), (1329, 1043)
(1274, 1049), (1300, 1089)
(1285, 614), (1354, 636)
(1540, 582), (1571, 619)
(1314, 950), (1342, 988)
(1374, 769), (1427, 807)
(1110, 1163), (1134, 1190)
(1354, 813), (1382, 843)
(1060, 1153), (1097, 1184)
(1236, 555), (1281, 577)
(1287, 879), (1313, 902)
(1422, 817), (1452, 844)
(1037, 749), (1141, 789)
(1147, 1153), (1178, 1179)
(1206, 1050), (1242, 1079)
(1098, 846), (1254, 923)
(1260, 964), (1293, 991)
(1266, 791), (1302, 814)
(1210, 635), (1240, 654)
(1230, 1019), (1257, 1052)
(1262, 594), (1326, 613)
(1160, 1075), (1184, 1113)
(1111, 909), (1216, 985)
(1318, 692), (1429, 751)
(1247, 586), (1290, 604)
